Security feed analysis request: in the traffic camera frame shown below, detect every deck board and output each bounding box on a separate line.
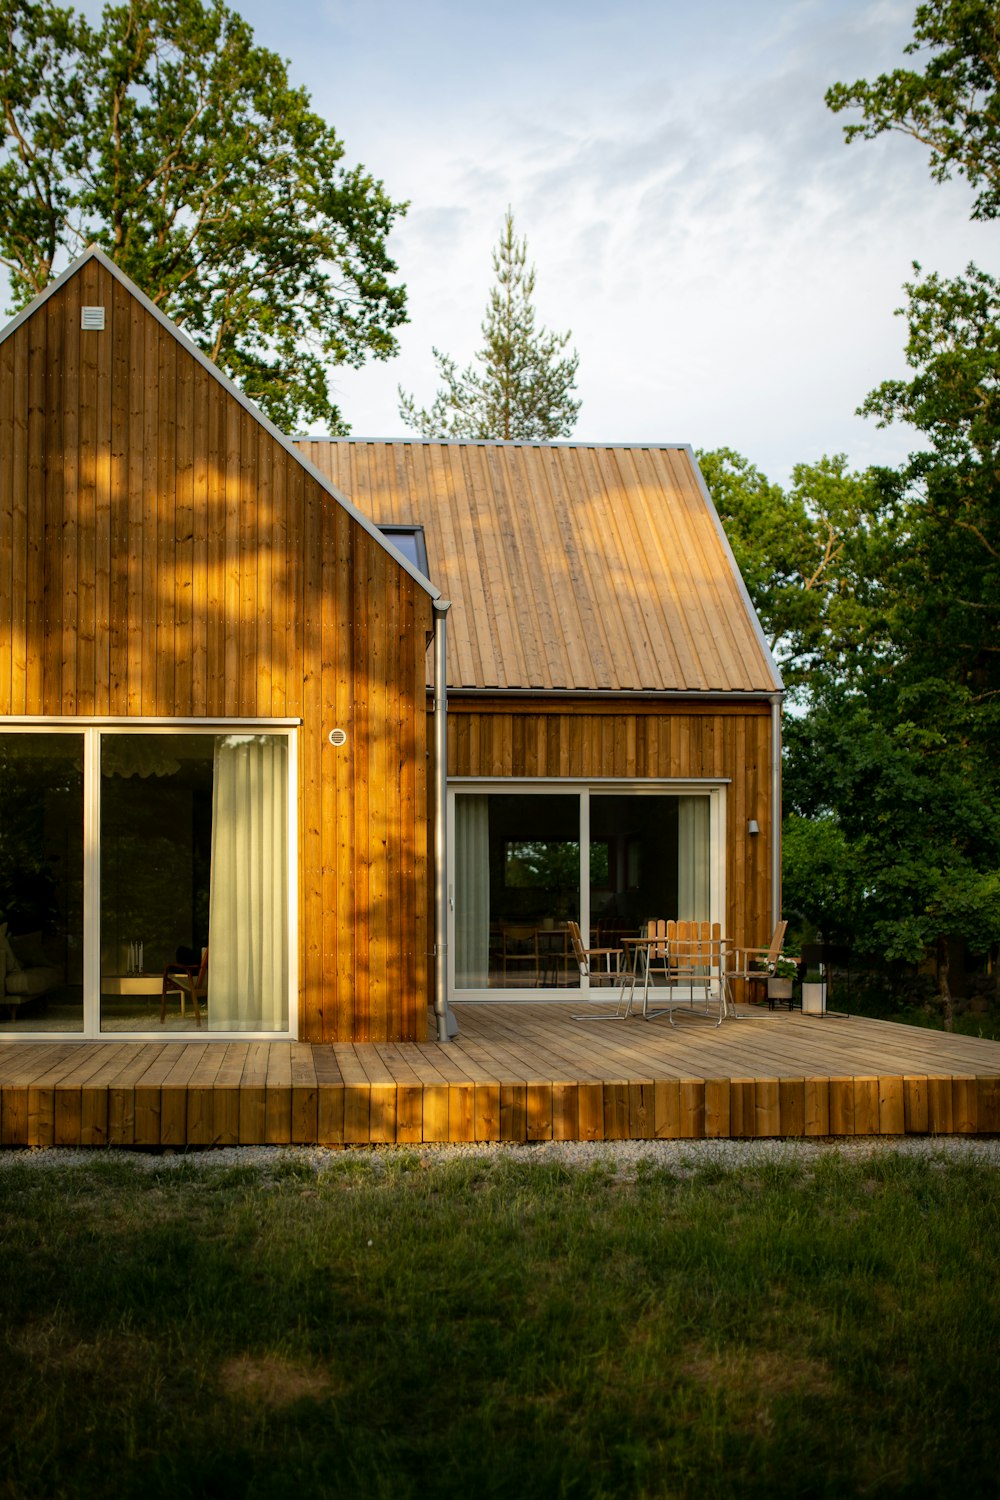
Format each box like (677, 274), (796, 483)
(1, 1005), (999, 1148)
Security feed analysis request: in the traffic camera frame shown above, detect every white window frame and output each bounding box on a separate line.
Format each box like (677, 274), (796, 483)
(0, 718), (299, 1042)
(447, 777), (727, 1004)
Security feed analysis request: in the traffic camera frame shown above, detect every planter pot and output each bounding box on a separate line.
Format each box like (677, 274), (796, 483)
(766, 977), (794, 1005)
(801, 981), (827, 1015)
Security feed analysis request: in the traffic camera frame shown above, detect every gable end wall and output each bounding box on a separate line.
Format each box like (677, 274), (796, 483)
(0, 260), (432, 1041)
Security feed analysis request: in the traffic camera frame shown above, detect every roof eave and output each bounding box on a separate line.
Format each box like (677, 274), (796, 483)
(683, 444), (784, 695)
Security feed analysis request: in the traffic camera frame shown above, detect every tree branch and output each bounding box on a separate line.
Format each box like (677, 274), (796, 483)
(954, 518), (1000, 562)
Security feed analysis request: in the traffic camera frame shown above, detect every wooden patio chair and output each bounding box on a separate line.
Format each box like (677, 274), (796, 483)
(161, 946), (208, 1028)
(643, 920), (729, 1026)
(501, 925), (539, 986)
(567, 920), (633, 1020)
(728, 921), (796, 1009)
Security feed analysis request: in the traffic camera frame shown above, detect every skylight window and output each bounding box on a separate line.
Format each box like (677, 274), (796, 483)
(379, 524), (429, 578)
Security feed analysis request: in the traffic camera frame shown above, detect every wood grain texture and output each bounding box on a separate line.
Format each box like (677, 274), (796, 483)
(0, 262), (434, 1043)
(1, 1008), (998, 1145)
(298, 440), (779, 960)
(296, 439), (780, 695)
(448, 697), (774, 952)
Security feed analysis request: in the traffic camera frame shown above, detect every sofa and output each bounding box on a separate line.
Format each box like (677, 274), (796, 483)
(0, 924), (64, 1019)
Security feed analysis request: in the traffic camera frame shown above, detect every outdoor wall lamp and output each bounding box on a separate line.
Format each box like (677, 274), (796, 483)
(748, 819), (760, 835)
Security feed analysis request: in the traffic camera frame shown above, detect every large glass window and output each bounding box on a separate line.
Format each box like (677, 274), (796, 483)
(452, 785), (719, 994)
(0, 725), (292, 1037)
(456, 793), (580, 989)
(589, 794), (711, 936)
(0, 734), (84, 1034)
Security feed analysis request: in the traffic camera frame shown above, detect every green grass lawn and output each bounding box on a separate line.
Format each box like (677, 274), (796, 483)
(2, 1149), (998, 1498)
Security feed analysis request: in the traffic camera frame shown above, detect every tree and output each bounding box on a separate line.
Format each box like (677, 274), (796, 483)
(697, 448), (885, 698)
(860, 262), (1000, 705)
(783, 690), (1000, 1021)
(771, 266), (1000, 1009)
(0, 0), (408, 431)
(779, 2), (1000, 1015)
(398, 208), (580, 440)
(826, 0), (1000, 220)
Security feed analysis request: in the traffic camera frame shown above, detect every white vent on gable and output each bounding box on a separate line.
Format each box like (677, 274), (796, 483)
(81, 306), (106, 330)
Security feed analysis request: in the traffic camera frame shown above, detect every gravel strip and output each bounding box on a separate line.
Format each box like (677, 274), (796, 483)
(0, 1136), (998, 1178)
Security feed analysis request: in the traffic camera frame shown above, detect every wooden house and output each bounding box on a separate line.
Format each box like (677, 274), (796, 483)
(0, 249), (440, 1044)
(294, 440), (784, 1004)
(0, 248), (782, 1047)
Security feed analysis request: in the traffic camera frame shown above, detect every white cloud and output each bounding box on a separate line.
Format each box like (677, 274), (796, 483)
(46, 0), (997, 484)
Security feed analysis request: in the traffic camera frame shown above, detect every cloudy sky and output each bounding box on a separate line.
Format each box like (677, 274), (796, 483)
(91, 1), (999, 482)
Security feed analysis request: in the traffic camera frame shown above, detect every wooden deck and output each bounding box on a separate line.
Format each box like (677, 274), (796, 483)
(2, 1004), (999, 1148)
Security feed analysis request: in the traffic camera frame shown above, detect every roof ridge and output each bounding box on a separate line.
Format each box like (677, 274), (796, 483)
(291, 436), (692, 451)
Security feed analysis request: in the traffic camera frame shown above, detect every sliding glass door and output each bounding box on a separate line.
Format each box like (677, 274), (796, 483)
(455, 792), (582, 989)
(450, 782), (723, 997)
(1, 724), (294, 1038)
(0, 733), (84, 1033)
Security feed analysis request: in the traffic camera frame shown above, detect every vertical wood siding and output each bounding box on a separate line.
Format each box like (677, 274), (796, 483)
(448, 698), (774, 950)
(0, 262), (432, 1042)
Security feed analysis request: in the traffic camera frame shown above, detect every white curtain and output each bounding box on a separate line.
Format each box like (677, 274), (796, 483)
(208, 735), (288, 1031)
(455, 795), (490, 988)
(677, 796), (710, 920)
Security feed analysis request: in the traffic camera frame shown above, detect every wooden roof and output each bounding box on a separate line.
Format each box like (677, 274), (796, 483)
(293, 440), (782, 695)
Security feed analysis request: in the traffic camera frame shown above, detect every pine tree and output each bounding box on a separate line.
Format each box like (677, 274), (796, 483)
(399, 209), (580, 440)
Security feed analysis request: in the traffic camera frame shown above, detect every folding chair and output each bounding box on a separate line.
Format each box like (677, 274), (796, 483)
(728, 921), (795, 1009)
(632, 918), (671, 1018)
(567, 920), (633, 1020)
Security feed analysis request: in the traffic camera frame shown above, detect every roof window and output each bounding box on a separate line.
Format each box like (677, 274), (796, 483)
(379, 524), (429, 578)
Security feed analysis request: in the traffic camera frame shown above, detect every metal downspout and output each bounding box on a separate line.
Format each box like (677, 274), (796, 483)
(432, 600), (452, 1041)
(771, 693), (783, 931)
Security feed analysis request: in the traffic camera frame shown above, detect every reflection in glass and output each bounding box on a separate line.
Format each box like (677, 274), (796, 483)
(100, 734), (214, 1031)
(0, 734), (84, 1033)
(455, 790), (713, 993)
(589, 794), (711, 937)
(456, 793), (580, 989)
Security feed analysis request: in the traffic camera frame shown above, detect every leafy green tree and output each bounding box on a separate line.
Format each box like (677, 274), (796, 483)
(775, 266), (1000, 1007)
(826, 0), (1000, 221)
(860, 262), (1000, 705)
(0, 0), (407, 430)
(782, 1), (1000, 1013)
(827, 0), (1000, 700)
(781, 813), (864, 949)
(399, 208), (580, 440)
(784, 693), (1000, 1022)
(698, 448), (885, 698)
